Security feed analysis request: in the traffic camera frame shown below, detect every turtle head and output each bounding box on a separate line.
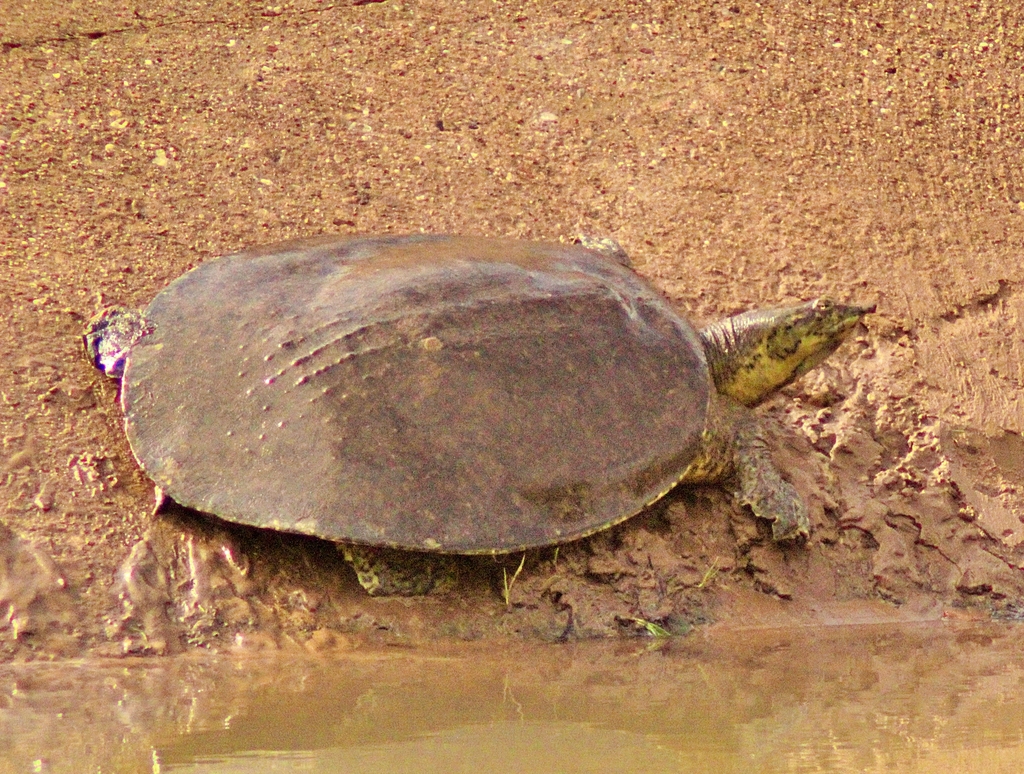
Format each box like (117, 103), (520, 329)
(83, 307), (153, 379)
(700, 298), (874, 407)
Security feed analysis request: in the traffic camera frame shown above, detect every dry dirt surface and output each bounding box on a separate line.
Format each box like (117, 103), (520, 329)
(2, 0), (1024, 660)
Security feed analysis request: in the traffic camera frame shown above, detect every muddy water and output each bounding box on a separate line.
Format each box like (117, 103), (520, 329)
(4, 622), (1024, 774)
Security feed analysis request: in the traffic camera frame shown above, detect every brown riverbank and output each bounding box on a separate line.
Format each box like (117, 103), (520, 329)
(2, 0), (1023, 659)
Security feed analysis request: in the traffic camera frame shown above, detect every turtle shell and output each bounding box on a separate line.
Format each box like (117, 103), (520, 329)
(121, 235), (711, 553)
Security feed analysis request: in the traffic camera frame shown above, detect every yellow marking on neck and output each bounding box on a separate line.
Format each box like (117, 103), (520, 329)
(722, 333), (829, 406)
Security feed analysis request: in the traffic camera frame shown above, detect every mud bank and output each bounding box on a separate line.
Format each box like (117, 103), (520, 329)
(2, 0), (1024, 659)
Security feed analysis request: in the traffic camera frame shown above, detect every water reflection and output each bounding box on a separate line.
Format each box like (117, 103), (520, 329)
(4, 622), (1024, 773)
(171, 722), (689, 774)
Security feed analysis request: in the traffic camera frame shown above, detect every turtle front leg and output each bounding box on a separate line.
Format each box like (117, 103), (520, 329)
(730, 408), (810, 541)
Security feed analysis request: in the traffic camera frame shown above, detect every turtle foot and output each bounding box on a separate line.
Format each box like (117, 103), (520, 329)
(767, 488), (810, 543)
(730, 417), (811, 542)
(83, 307), (153, 378)
(573, 235), (630, 266)
(341, 544), (458, 596)
(735, 474), (810, 542)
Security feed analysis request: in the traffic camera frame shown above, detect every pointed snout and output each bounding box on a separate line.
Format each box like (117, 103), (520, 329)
(810, 298), (875, 334)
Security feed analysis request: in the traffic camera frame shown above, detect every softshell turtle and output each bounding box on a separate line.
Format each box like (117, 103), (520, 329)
(85, 235), (872, 595)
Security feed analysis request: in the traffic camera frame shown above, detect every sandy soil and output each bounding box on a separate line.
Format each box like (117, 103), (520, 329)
(2, 0), (1024, 659)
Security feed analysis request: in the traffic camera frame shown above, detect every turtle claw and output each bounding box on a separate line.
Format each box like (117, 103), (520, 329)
(768, 494), (810, 543)
(735, 474), (810, 543)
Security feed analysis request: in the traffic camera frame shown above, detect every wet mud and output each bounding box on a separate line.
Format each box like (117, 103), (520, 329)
(3, 0), (1024, 660)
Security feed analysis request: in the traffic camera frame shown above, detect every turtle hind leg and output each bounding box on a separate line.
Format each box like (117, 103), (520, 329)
(83, 307), (153, 378)
(340, 544), (458, 596)
(730, 411), (810, 542)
